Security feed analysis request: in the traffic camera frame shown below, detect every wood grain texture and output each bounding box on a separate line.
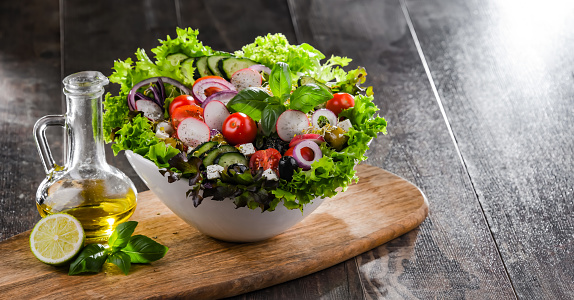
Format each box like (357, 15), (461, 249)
(405, 0), (574, 298)
(0, 164), (428, 300)
(288, 0), (516, 298)
(0, 0), (61, 241)
(177, 0), (297, 52)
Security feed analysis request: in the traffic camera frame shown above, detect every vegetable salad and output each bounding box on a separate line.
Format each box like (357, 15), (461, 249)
(104, 28), (387, 212)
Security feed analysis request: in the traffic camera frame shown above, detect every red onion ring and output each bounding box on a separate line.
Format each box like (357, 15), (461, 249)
(201, 90), (238, 108)
(127, 77), (191, 111)
(293, 140), (322, 170)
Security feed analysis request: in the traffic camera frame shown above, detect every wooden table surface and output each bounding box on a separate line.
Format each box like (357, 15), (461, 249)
(1, 0), (572, 299)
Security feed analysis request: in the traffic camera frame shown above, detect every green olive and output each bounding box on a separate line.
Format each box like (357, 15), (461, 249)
(324, 127), (349, 151)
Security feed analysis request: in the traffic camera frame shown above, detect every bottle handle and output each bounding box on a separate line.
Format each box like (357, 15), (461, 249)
(33, 115), (66, 175)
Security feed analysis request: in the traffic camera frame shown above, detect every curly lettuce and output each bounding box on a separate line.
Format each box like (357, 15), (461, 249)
(111, 114), (179, 168)
(235, 33), (352, 82)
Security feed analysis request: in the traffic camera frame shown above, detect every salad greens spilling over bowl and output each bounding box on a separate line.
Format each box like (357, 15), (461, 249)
(104, 27), (387, 212)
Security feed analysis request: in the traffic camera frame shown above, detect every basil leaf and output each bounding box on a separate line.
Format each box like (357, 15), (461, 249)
(107, 221), (138, 250)
(108, 251), (131, 275)
(289, 84), (333, 113)
(229, 87), (269, 102)
(69, 244), (108, 275)
(123, 235), (169, 263)
(227, 87), (270, 121)
(270, 62), (291, 98)
(261, 105), (286, 136)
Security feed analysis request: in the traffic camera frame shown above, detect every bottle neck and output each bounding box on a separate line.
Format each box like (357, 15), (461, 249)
(66, 91), (107, 170)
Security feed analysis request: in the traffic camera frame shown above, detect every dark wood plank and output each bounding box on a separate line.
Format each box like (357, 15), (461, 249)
(61, 0), (181, 193)
(177, 0), (297, 52)
(0, 0), (61, 241)
(405, 0), (574, 298)
(288, 0), (517, 298)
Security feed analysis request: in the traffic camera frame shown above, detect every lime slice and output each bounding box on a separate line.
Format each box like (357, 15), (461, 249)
(29, 213), (85, 266)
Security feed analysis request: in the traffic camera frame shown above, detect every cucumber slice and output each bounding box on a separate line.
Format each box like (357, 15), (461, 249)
(215, 152), (248, 169)
(189, 141), (218, 158)
(218, 57), (259, 81)
(166, 53), (189, 66)
(202, 145), (239, 167)
(207, 55), (231, 78)
(298, 76), (331, 92)
(195, 57), (212, 79)
(181, 58), (197, 82)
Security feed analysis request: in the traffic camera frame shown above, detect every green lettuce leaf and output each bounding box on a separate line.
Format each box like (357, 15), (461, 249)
(111, 114), (179, 168)
(235, 33), (325, 77)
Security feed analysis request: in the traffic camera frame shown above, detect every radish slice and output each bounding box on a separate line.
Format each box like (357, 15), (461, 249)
(177, 117), (211, 148)
(276, 110), (310, 142)
(293, 140), (322, 170)
(312, 109), (338, 128)
(289, 134), (325, 148)
(203, 100), (230, 132)
(135, 100), (163, 121)
(231, 68), (262, 91)
(248, 64), (272, 75)
(201, 90), (238, 108)
(192, 76), (236, 103)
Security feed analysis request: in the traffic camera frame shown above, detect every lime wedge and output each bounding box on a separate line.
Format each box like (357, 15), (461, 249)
(29, 213), (85, 266)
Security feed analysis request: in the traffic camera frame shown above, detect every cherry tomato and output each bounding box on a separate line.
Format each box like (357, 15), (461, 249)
(171, 105), (204, 128)
(204, 86), (223, 97)
(221, 112), (257, 145)
(326, 93), (355, 116)
(250, 149), (281, 174)
(193, 76), (226, 97)
(284, 146), (314, 161)
(169, 95), (199, 116)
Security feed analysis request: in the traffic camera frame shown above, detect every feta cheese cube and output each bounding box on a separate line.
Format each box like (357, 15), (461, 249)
(262, 169), (278, 181)
(155, 129), (170, 140)
(156, 121), (174, 134)
(237, 143), (256, 156)
(206, 164), (224, 180)
(338, 119), (353, 132)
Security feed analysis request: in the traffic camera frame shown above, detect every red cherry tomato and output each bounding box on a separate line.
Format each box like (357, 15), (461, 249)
(193, 76), (227, 98)
(169, 95), (199, 116)
(250, 149), (281, 174)
(171, 105), (204, 128)
(204, 86), (223, 97)
(284, 146), (314, 161)
(221, 112), (257, 145)
(326, 93), (355, 116)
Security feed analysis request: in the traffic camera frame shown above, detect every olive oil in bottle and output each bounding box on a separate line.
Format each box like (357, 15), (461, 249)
(37, 178), (137, 242)
(34, 71), (137, 243)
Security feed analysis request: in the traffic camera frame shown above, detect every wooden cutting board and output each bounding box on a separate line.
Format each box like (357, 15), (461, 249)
(0, 164), (428, 299)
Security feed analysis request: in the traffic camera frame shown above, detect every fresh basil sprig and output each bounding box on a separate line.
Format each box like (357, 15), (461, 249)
(261, 104), (286, 136)
(227, 87), (270, 121)
(269, 62), (292, 98)
(68, 244), (108, 275)
(69, 221), (168, 275)
(289, 83), (333, 113)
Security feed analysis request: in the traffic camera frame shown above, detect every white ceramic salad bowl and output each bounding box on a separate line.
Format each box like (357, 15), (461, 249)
(125, 150), (326, 242)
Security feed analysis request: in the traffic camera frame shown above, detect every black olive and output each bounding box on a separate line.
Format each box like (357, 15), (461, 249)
(278, 156), (298, 181)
